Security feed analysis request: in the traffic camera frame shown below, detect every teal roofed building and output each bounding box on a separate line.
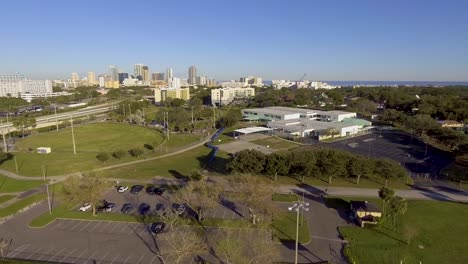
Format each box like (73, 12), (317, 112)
(342, 118), (372, 128)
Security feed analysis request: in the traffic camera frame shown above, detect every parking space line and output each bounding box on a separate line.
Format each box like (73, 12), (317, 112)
(230, 211), (236, 219)
(96, 250), (111, 264)
(25, 247), (42, 260)
(51, 219), (63, 230)
(7, 244), (30, 258)
(126, 224), (135, 235)
(89, 221), (103, 232)
(59, 248), (77, 263)
(222, 210), (227, 219)
(150, 254), (159, 264)
(68, 220), (84, 231)
(36, 247), (53, 260)
(78, 221), (93, 232)
(138, 226), (148, 236)
(99, 222), (112, 232)
(135, 253), (145, 264)
(59, 220), (74, 230)
(108, 223), (121, 233)
(48, 248), (66, 262)
(72, 249), (88, 263)
(109, 254), (120, 264)
(122, 254), (132, 264)
(86, 250), (99, 263)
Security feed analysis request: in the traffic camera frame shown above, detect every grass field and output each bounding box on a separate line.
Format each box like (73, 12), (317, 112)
(0, 123), (166, 177)
(336, 198), (468, 264)
(272, 193), (299, 202)
(98, 146), (213, 179)
(0, 175), (44, 193)
(251, 137), (301, 150)
(0, 193), (45, 218)
(0, 194), (16, 205)
(272, 174), (412, 190)
(271, 212), (310, 244)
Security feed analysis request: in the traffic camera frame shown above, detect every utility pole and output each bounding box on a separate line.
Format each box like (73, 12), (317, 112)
(191, 106), (194, 123)
(14, 156), (18, 173)
(1, 121), (6, 152)
(288, 201), (309, 264)
(70, 115), (76, 155)
(42, 165), (52, 215)
(165, 112), (169, 140)
(128, 104), (132, 124)
(142, 108), (145, 126)
(54, 105), (59, 131)
(212, 107), (216, 128)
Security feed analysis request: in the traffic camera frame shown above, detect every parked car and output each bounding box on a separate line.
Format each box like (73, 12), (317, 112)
(146, 186), (156, 194)
(102, 203), (116, 212)
(150, 222), (167, 234)
(117, 186), (129, 193)
(79, 203), (92, 212)
(173, 204), (186, 215)
(154, 187), (165, 195)
(138, 203), (151, 215)
(155, 203), (166, 212)
(130, 185), (144, 194)
(121, 203), (134, 214)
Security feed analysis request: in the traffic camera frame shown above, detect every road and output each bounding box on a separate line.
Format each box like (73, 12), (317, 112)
(0, 102), (119, 134)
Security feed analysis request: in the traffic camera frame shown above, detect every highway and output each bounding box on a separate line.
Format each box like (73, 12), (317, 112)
(0, 102), (118, 134)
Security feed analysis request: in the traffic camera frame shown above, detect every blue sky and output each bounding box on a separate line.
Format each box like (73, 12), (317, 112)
(1, 0), (467, 81)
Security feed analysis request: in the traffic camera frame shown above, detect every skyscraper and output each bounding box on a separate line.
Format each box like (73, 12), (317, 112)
(71, 73), (79, 81)
(134, 64), (144, 81)
(188, 66), (197, 84)
(87, 72), (96, 84)
(165, 68), (173, 82)
(152, 72), (165, 81)
(142, 66), (149, 81)
(118, 73), (129, 84)
(109, 65), (119, 82)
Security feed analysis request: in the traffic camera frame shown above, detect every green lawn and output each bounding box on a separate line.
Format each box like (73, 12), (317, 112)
(0, 175), (44, 193)
(0, 123), (165, 177)
(271, 212), (310, 244)
(273, 175), (412, 190)
(338, 199), (468, 264)
(272, 193), (299, 202)
(251, 137), (301, 150)
(0, 194), (16, 205)
(0, 193), (45, 218)
(98, 146), (213, 179)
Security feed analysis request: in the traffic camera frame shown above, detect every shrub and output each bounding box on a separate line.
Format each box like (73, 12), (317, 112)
(96, 152), (110, 162)
(128, 148), (144, 157)
(112, 149), (126, 159)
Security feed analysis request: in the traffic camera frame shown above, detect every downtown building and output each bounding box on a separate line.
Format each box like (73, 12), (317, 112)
(211, 87), (255, 106)
(188, 66), (197, 85)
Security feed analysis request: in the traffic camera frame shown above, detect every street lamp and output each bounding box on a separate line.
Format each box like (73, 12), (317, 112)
(288, 200), (309, 264)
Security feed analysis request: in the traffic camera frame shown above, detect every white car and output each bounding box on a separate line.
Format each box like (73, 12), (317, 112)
(117, 186), (129, 193)
(79, 203), (92, 212)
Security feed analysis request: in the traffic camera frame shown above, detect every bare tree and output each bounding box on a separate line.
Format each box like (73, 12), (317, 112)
(215, 229), (278, 264)
(229, 174), (277, 225)
(175, 179), (222, 222)
(60, 172), (109, 216)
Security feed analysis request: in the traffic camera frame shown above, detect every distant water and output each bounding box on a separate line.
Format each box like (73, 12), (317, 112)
(262, 80), (468, 87)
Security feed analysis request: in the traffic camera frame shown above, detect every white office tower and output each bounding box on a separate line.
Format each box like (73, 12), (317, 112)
(98, 76), (106, 87)
(168, 77), (181, 89)
(134, 64), (144, 80)
(165, 68), (173, 82)
(109, 65), (119, 82)
(0, 73), (52, 97)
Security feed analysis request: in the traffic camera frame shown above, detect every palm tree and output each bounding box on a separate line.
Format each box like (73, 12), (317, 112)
(388, 196), (408, 230)
(378, 186), (395, 216)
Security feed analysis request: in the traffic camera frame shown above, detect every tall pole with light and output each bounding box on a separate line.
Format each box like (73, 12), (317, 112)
(288, 200), (309, 264)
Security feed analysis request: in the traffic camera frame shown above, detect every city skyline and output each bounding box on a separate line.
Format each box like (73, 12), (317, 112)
(1, 0), (467, 81)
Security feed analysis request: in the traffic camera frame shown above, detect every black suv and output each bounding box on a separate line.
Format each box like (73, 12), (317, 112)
(130, 185), (144, 194)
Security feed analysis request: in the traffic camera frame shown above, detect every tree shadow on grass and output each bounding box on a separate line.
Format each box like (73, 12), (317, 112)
(168, 170), (189, 182)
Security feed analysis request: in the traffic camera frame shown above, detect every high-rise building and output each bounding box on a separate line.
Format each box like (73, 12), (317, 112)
(152, 72), (165, 81)
(98, 76), (106, 87)
(118, 73), (129, 84)
(196, 76), (207, 86)
(87, 72), (96, 84)
(168, 77), (181, 89)
(188, 66), (197, 84)
(154, 87), (190, 103)
(0, 73), (52, 98)
(165, 68), (173, 82)
(142, 66), (150, 81)
(134, 64), (144, 80)
(109, 65), (119, 82)
(71, 73), (79, 81)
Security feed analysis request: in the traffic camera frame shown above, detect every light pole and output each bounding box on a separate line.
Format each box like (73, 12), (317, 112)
(288, 200), (309, 264)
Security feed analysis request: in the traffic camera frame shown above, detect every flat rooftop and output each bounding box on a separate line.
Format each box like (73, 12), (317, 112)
(243, 107), (355, 116)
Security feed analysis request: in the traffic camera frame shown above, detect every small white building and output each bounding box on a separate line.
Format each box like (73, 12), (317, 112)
(37, 147), (51, 154)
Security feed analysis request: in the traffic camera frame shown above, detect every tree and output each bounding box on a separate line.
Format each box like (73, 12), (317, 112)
(378, 186), (395, 216)
(189, 169), (204, 181)
(96, 152), (110, 162)
(264, 152), (291, 180)
(388, 196), (408, 230)
(175, 179), (221, 222)
(227, 149), (266, 175)
(347, 157), (372, 184)
(229, 174), (276, 225)
(60, 172), (109, 216)
(215, 229), (278, 264)
(129, 148), (144, 157)
(12, 116), (37, 137)
(112, 149), (126, 159)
